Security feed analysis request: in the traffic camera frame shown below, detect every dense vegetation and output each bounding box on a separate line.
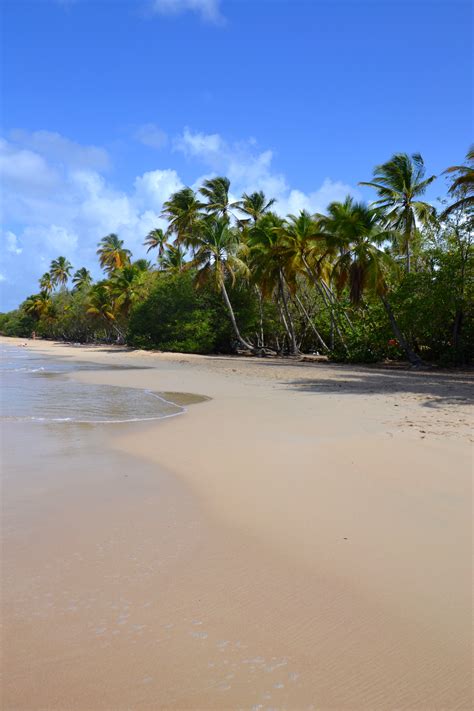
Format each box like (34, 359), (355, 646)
(1, 149), (473, 365)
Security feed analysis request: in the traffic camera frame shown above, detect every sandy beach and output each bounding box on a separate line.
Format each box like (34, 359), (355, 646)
(1, 336), (472, 710)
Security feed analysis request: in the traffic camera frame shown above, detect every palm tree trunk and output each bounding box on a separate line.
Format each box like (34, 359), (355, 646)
(255, 285), (265, 348)
(277, 302), (291, 352)
(220, 282), (253, 351)
(293, 293), (328, 351)
(321, 280), (354, 330)
(301, 256), (348, 353)
(404, 207), (412, 274)
(278, 271), (298, 354)
(406, 238), (411, 274)
(380, 294), (422, 366)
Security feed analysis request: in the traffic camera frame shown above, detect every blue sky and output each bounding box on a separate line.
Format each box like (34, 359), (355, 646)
(1, 0), (472, 310)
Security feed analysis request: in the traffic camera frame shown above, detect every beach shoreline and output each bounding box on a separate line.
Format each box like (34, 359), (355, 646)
(1, 336), (473, 709)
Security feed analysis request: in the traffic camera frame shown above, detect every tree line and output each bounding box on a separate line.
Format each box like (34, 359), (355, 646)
(1, 148), (473, 365)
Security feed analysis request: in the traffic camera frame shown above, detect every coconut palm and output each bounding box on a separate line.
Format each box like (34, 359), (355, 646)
(199, 176), (238, 218)
(278, 211), (335, 285)
(237, 191), (276, 225)
(86, 281), (125, 341)
(144, 228), (168, 257)
(276, 210), (340, 351)
(39, 272), (53, 294)
(188, 218), (253, 350)
(247, 212), (300, 354)
(86, 283), (115, 321)
(158, 244), (187, 273)
(360, 153), (436, 272)
(72, 267), (92, 291)
(247, 213), (285, 296)
(50, 256), (72, 288)
(442, 146), (474, 215)
(109, 265), (147, 317)
(97, 234), (131, 275)
(327, 200), (422, 365)
(133, 258), (152, 272)
(161, 188), (204, 243)
(24, 291), (52, 318)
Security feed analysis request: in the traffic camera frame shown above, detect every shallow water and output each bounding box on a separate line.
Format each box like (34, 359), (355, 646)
(0, 344), (185, 423)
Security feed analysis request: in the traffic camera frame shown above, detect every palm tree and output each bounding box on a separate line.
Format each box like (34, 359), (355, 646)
(247, 212), (300, 354)
(161, 188), (204, 244)
(97, 234), (131, 275)
(442, 146), (474, 215)
(360, 153), (436, 273)
(144, 228), (168, 257)
(158, 244), (187, 273)
(86, 282), (124, 341)
(327, 199), (422, 365)
(24, 291), (52, 318)
(199, 176), (237, 218)
(276, 210), (338, 351)
(188, 218), (253, 351)
(50, 256), (72, 288)
(39, 272), (53, 294)
(133, 258), (152, 272)
(237, 190), (276, 225)
(109, 265), (147, 317)
(72, 267), (92, 291)
(87, 283), (115, 321)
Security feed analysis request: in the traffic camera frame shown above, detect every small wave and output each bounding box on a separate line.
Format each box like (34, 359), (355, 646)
(1, 409), (185, 425)
(2, 366), (46, 373)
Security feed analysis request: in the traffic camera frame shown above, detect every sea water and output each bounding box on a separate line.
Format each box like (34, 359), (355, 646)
(0, 344), (184, 423)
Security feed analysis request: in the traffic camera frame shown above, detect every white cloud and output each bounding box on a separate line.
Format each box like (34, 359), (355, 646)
(151, 0), (224, 24)
(0, 138), (58, 193)
(176, 128), (225, 160)
(135, 123), (168, 150)
(8, 130), (110, 171)
(134, 169), (183, 210)
(4, 231), (23, 255)
(281, 179), (356, 217)
(26, 224), (79, 253)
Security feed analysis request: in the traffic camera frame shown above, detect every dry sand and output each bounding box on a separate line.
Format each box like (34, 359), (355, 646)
(1, 337), (473, 710)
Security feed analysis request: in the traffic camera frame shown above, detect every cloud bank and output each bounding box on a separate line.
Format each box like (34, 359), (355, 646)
(0, 127), (357, 310)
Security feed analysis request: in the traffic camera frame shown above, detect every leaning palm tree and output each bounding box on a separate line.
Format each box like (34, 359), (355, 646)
(97, 234), (131, 275)
(442, 146), (474, 216)
(188, 218), (253, 351)
(161, 188), (204, 244)
(50, 256), (72, 288)
(39, 272), (53, 294)
(144, 228), (168, 257)
(237, 191), (276, 225)
(360, 153), (436, 272)
(276, 210), (340, 351)
(328, 200), (422, 365)
(199, 176), (238, 219)
(72, 267), (92, 291)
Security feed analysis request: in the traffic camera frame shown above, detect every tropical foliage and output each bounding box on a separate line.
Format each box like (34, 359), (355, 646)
(1, 149), (473, 365)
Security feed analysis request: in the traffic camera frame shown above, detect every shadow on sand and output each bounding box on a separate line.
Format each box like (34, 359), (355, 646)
(271, 363), (474, 408)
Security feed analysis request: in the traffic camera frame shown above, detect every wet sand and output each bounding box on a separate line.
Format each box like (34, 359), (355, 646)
(1, 337), (473, 709)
